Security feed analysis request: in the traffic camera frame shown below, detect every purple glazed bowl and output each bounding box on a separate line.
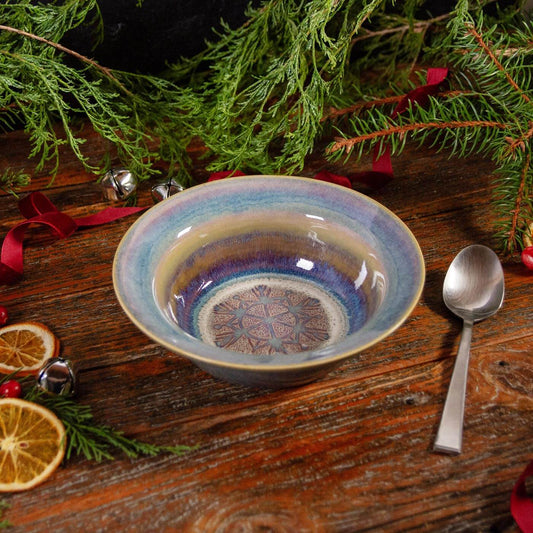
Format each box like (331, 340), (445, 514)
(113, 175), (424, 388)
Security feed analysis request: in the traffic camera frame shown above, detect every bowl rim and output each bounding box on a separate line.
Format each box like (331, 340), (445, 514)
(113, 174), (425, 372)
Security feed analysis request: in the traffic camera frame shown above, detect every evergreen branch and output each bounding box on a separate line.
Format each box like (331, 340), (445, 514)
(323, 90), (470, 121)
(169, 0), (412, 173)
(505, 152), (531, 254)
(0, 24), (131, 96)
(504, 121), (533, 155)
(0, 168), (30, 195)
(493, 152), (532, 254)
(350, 13), (451, 45)
(466, 23), (530, 104)
(23, 386), (194, 463)
(328, 119), (507, 154)
(0, 500), (10, 529)
(346, 0), (387, 41)
(324, 4), (531, 256)
(324, 94), (405, 120)
(0, 0), (104, 46)
(0, 1), (198, 187)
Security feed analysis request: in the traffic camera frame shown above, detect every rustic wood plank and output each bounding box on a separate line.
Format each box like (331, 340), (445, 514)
(4, 347), (531, 531)
(0, 127), (531, 532)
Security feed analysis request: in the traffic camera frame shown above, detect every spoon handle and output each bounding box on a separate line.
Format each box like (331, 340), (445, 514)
(433, 319), (473, 454)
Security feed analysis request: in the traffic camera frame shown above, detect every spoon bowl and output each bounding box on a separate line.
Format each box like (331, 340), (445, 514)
(434, 244), (504, 454)
(443, 245), (505, 322)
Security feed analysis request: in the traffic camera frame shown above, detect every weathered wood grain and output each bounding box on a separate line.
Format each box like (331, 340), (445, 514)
(5, 350), (531, 531)
(0, 127), (531, 532)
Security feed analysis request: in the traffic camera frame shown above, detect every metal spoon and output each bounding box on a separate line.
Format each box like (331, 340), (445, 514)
(433, 244), (505, 454)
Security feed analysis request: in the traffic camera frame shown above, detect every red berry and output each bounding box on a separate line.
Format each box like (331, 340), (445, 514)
(0, 305), (7, 326)
(522, 246), (533, 270)
(0, 379), (22, 398)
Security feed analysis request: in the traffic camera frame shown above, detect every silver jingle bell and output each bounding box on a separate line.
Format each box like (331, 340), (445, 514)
(37, 357), (76, 396)
(151, 178), (184, 203)
(101, 168), (138, 201)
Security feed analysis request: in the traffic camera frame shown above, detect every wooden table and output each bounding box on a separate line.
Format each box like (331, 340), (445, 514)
(1, 127), (532, 532)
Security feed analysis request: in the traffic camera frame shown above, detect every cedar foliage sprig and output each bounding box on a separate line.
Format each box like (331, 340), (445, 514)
(3, 374), (193, 463)
(0, 0), (198, 187)
(169, 0), (450, 174)
(327, 2), (533, 254)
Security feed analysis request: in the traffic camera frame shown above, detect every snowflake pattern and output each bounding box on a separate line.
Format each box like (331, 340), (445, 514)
(209, 284), (330, 355)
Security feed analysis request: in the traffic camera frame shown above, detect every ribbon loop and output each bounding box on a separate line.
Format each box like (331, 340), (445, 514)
(18, 191), (60, 218)
(1, 191), (145, 285)
(352, 67), (449, 187)
(37, 212), (79, 239)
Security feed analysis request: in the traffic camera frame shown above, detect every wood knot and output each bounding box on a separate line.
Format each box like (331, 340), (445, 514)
(470, 350), (533, 409)
(185, 496), (324, 532)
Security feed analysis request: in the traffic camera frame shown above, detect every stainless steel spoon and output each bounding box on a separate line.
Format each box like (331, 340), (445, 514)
(433, 244), (505, 454)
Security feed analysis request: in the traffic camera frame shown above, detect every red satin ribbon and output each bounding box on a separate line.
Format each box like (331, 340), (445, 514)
(352, 67), (449, 187)
(511, 460), (533, 532)
(0, 192), (145, 285)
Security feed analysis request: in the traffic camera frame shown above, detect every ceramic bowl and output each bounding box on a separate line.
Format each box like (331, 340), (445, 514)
(113, 176), (424, 388)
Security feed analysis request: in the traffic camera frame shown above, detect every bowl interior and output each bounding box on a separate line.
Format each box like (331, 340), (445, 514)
(154, 211), (385, 356)
(113, 176), (424, 369)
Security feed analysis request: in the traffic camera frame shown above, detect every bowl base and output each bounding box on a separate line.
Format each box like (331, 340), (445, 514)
(194, 358), (343, 389)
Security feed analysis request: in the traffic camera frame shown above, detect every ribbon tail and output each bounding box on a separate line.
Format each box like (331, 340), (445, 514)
(353, 67), (448, 187)
(0, 213), (79, 286)
(75, 206), (146, 227)
(372, 144), (394, 177)
(511, 460), (533, 532)
(0, 224), (27, 284)
(351, 144), (393, 189)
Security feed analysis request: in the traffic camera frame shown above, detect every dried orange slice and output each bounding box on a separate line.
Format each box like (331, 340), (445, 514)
(0, 322), (59, 375)
(0, 398), (65, 492)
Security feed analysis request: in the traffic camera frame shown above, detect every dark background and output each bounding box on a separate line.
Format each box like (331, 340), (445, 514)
(64, 0), (259, 73)
(62, 0), (520, 74)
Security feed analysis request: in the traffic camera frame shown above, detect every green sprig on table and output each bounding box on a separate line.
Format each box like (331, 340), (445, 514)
(1, 374), (193, 463)
(23, 387), (193, 462)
